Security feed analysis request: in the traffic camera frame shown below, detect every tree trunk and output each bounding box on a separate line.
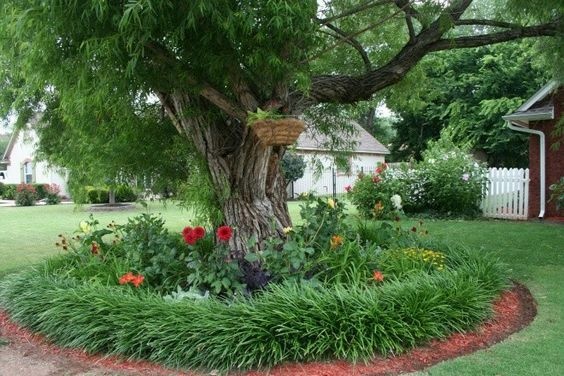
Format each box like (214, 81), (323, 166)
(164, 93), (292, 256)
(210, 136), (292, 256)
(108, 189), (116, 205)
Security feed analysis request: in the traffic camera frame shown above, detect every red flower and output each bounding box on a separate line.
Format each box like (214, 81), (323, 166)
(182, 226), (193, 237)
(119, 272), (135, 285)
(344, 185), (352, 192)
(193, 226), (206, 240)
(216, 225), (233, 242)
(372, 176), (381, 183)
(131, 274), (144, 288)
(373, 270), (384, 282)
(91, 241), (100, 255)
(183, 232), (197, 245)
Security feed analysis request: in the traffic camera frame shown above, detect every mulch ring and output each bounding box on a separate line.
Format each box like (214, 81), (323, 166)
(0, 281), (537, 376)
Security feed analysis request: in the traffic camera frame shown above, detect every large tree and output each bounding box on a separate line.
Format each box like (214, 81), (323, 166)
(386, 40), (551, 165)
(0, 0), (560, 253)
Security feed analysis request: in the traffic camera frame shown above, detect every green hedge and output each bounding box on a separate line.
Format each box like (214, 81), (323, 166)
(0, 247), (508, 372)
(86, 185), (137, 204)
(0, 183), (50, 200)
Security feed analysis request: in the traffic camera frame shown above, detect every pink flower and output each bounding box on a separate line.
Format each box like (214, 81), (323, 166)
(216, 225), (233, 242)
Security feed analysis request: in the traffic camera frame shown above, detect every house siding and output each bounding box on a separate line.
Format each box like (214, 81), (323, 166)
(528, 88), (564, 218)
(0, 130), (69, 197)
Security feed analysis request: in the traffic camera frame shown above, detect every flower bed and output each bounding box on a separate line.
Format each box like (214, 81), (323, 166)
(0, 196), (510, 373)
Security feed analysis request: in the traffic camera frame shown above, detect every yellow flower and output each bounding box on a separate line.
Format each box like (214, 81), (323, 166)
(79, 221), (91, 234)
(327, 198), (335, 209)
(330, 234), (344, 249)
(283, 226), (293, 234)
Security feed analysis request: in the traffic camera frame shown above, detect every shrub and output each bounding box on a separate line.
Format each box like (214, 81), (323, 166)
(86, 187), (110, 204)
(15, 184), (37, 206)
(1, 184), (16, 200)
(419, 140), (486, 215)
(119, 214), (189, 293)
(44, 183), (61, 205)
(115, 184), (137, 202)
(33, 184), (48, 200)
(0, 182), (5, 197)
(549, 176), (564, 211)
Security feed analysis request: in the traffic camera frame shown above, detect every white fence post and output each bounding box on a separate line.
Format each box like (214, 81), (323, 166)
(482, 167), (530, 220)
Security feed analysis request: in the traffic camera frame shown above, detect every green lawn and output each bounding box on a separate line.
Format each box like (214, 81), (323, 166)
(0, 203), (562, 375)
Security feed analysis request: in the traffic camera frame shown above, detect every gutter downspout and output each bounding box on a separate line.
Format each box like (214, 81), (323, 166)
(505, 120), (545, 218)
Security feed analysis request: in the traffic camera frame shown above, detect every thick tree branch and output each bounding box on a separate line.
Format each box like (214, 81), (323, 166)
(429, 21), (559, 51)
(293, 16), (559, 111)
(454, 19), (522, 29)
(320, 21), (372, 71)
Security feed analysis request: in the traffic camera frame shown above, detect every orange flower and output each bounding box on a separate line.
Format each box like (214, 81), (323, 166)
(372, 270), (384, 282)
(119, 272), (144, 288)
(131, 274), (145, 288)
(119, 272), (135, 285)
(330, 235), (344, 249)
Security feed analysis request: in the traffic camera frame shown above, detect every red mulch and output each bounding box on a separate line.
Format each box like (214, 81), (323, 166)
(0, 282), (536, 376)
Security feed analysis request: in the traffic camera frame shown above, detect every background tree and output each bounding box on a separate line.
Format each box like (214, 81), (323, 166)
(280, 151), (306, 188)
(386, 40), (551, 166)
(0, 0), (560, 253)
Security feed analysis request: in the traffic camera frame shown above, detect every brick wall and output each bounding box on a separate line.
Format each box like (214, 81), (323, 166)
(528, 88), (564, 218)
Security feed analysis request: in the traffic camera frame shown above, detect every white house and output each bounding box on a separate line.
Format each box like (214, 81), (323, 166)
(290, 122), (389, 197)
(0, 118), (69, 197)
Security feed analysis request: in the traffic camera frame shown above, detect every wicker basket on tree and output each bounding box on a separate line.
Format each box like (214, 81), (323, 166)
(248, 108), (305, 146)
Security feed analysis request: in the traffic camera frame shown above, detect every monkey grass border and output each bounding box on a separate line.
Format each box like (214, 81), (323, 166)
(0, 250), (509, 373)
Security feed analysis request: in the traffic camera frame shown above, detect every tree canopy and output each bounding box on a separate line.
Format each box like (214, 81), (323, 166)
(387, 40), (551, 166)
(0, 0), (561, 251)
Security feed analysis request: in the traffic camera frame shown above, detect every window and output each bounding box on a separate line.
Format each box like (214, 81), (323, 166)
(23, 161), (33, 183)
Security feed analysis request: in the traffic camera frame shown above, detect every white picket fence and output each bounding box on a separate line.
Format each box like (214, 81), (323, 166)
(482, 168), (529, 220)
(289, 166), (373, 198)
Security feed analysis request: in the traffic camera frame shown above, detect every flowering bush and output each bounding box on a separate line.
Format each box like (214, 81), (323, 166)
(119, 214), (189, 293)
(183, 224), (245, 296)
(419, 140), (486, 215)
(347, 163), (405, 219)
(44, 183), (61, 205)
(297, 193), (348, 251)
(15, 184), (37, 206)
